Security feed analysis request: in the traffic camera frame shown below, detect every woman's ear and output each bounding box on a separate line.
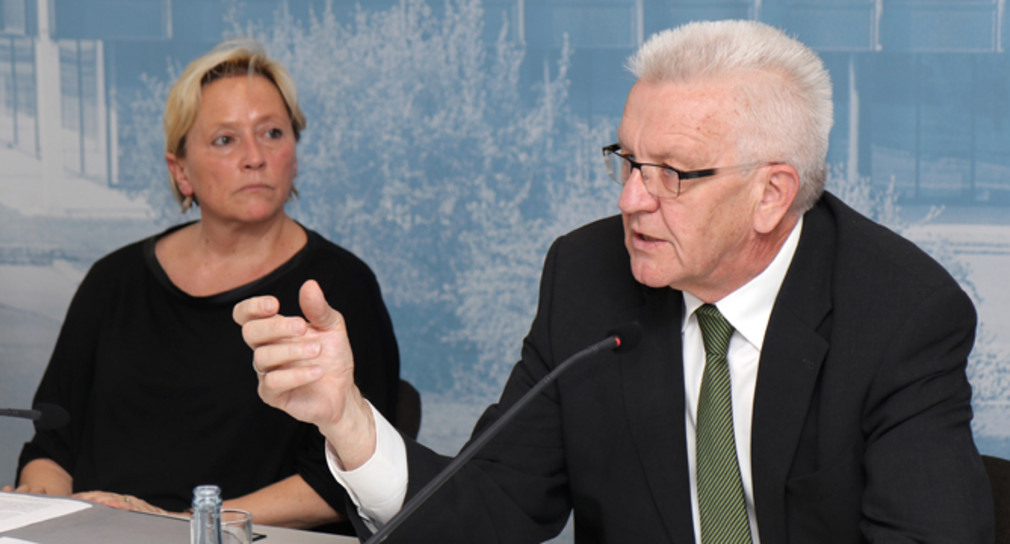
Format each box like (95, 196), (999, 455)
(165, 153), (194, 197)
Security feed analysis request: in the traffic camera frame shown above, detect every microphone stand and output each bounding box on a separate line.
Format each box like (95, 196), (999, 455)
(365, 332), (629, 544)
(0, 403), (70, 430)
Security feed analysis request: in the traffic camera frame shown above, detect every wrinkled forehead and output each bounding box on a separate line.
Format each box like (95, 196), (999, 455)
(617, 78), (744, 166)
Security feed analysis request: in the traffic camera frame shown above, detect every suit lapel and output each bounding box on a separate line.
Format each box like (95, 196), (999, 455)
(621, 287), (696, 543)
(750, 201), (835, 542)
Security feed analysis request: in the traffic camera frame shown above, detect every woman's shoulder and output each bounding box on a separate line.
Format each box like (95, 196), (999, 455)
(86, 235), (151, 275)
(302, 228), (378, 280)
(84, 224), (189, 284)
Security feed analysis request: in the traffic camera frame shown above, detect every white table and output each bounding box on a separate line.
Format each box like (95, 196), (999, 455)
(0, 492), (360, 543)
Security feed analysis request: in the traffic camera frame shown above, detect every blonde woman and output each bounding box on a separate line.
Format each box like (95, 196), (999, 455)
(5, 40), (400, 531)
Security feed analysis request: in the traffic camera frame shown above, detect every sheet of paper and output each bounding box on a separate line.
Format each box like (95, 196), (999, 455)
(0, 493), (91, 533)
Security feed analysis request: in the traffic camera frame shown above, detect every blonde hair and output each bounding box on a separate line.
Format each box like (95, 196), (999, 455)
(627, 20), (833, 213)
(164, 38), (307, 212)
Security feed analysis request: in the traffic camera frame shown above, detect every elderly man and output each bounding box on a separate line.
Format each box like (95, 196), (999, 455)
(235, 20), (993, 543)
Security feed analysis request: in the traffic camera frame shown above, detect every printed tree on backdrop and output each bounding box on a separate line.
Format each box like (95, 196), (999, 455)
(119, 0), (619, 395)
(116, 0), (1007, 434)
(246, 0), (618, 394)
(117, 74), (181, 225)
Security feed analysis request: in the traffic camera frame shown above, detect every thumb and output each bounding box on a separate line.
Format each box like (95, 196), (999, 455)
(299, 279), (343, 330)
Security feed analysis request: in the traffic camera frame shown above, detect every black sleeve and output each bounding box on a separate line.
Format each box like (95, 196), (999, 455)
(17, 260), (112, 481)
(859, 284), (994, 542)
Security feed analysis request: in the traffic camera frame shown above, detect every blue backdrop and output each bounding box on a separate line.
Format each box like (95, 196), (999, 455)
(2, 1), (1009, 540)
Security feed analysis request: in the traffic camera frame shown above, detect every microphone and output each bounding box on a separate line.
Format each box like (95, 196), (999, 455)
(0, 403), (70, 430)
(365, 322), (642, 543)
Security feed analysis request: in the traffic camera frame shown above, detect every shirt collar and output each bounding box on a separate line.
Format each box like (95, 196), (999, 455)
(682, 216), (804, 350)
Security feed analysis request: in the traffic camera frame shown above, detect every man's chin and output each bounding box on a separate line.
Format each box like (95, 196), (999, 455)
(629, 265), (674, 290)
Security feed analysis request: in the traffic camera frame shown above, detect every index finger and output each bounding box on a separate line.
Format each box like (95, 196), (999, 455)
(233, 295), (281, 326)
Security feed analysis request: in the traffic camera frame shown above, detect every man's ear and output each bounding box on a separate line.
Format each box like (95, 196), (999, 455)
(165, 153), (194, 197)
(754, 163), (800, 234)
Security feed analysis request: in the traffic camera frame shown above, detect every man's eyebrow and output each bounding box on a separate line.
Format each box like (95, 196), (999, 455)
(617, 145), (682, 167)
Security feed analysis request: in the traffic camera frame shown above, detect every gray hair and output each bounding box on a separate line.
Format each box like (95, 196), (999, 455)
(627, 20), (833, 213)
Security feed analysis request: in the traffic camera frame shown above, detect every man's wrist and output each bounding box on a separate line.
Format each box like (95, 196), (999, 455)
(327, 401), (409, 528)
(320, 389), (377, 471)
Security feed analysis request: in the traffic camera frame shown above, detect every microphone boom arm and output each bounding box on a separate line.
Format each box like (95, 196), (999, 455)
(365, 333), (624, 543)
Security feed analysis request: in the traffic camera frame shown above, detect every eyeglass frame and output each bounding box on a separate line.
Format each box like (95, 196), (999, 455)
(601, 143), (779, 199)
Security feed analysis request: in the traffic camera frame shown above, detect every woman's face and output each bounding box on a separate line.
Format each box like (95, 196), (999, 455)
(166, 74), (298, 224)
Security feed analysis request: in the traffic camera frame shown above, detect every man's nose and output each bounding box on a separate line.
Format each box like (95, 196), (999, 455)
(618, 167), (659, 214)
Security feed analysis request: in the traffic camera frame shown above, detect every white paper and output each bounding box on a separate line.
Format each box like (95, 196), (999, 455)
(0, 492), (91, 533)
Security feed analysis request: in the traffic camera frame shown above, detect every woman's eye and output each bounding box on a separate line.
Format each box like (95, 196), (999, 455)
(212, 135), (233, 146)
(266, 128), (284, 139)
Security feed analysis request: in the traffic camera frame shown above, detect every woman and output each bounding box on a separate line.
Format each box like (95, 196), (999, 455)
(4, 39), (400, 530)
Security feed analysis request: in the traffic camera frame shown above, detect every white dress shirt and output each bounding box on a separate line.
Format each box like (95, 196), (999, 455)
(328, 218), (804, 539)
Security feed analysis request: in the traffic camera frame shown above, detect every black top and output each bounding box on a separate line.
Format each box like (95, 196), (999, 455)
(19, 224), (400, 513)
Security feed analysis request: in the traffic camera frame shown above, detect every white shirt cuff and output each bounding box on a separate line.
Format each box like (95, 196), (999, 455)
(326, 401), (408, 530)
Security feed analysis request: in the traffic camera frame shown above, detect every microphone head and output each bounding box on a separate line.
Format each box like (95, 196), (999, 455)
(607, 321), (642, 353)
(34, 403), (70, 430)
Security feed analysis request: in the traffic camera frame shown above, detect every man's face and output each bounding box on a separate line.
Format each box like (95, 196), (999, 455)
(617, 78), (769, 302)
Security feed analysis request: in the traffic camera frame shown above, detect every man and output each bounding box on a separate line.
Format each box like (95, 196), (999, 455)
(235, 20), (994, 543)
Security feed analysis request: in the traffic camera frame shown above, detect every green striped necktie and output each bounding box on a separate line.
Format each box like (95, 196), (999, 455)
(695, 304), (753, 544)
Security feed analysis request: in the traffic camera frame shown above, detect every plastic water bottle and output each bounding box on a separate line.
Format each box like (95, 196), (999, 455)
(191, 484), (223, 544)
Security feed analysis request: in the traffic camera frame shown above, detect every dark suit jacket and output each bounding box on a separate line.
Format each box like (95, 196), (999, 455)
(359, 193), (994, 543)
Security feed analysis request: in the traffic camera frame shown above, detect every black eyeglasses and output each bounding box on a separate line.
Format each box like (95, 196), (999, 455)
(602, 143), (776, 199)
